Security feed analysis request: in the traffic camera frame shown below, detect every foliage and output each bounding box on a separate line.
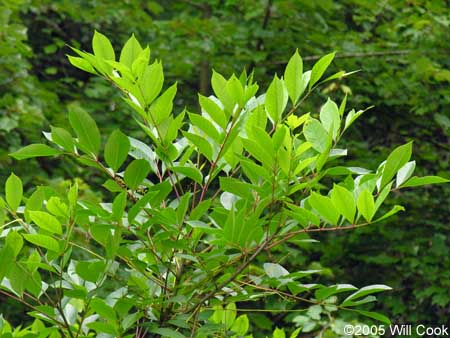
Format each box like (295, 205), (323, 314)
(1, 32), (448, 337)
(1, 0), (449, 332)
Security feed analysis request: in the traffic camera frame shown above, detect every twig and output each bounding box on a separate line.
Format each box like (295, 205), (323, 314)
(238, 280), (316, 304)
(0, 289), (66, 328)
(187, 236), (270, 313)
(267, 222), (370, 249)
(267, 50), (411, 66)
(198, 106), (241, 203)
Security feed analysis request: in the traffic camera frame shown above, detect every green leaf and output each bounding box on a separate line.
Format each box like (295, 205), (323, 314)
(380, 142), (412, 189)
(331, 185), (356, 223)
(303, 118), (329, 153)
(51, 126), (75, 151)
(105, 129), (130, 172)
(182, 131), (214, 161)
(309, 192), (340, 224)
(264, 263), (289, 278)
(68, 105), (101, 156)
(210, 305), (225, 324)
(161, 112), (184, 145)
(226, 75), (244, 106)
(6, 231), (23, 258)
(342, 284), (392, 305)
(6, 173), (22, 212)
(372, 205), (405, 223)
(396, 161), (416, 187)
(309, 52), (335, 89)
(278, 147), (291, 176)
(112, 191), (127, 221)
(315, 136), (332, 172)
(76, 261), (107, 283)
(223, 208), (263, 248)
(199, 94), (227, 129)
(67, 55), (97, 74)
(285, 204), (320, 227)
(138, 61), (164, 106)
(265, 75), (288, 124)
(374, 182), (392, 214)
(149, 83), (177, 124)
(188, 112), (222, 143)
(290, 328), (302, 338)
(0, 246), (14, 281)
(120, 34), (143, 67)
(357, 189), (375, 222)
(24, 234), (60, 252)
(220, 177), (254, 199)
(170, 166), (203, 184)
(90, 298), (116, 322)
(46, 197), (69, 219)
(230, 315), (249, 336)
(245, 104), (267, 137)
(70, 47), (109, 74)
(241, 158), (271, 184)
(344, 109), (365, 131)
(211, 70), (233, 115)
(400, 175), (449, 188)
(29, 211), (62, 235)
(128, 136), (157, 172)
(315, 284), (357, 301)
(284, 50), (304, 104)
(150, 328), (185, 338)
(0, 207), (5, 227)
(294, 157), (316, 175)
(242, 138), (274, 168)
(103, 179), (123, 192)
(273, 327), (286, 338)
(24, 187), (45, 222)
(287, 113), (309, 129)
(319, 98), (340, 140)
(8, 263), (27, 296)
(68, 183), (78, 211)
(87, 322), (117, 335)
(124, 159), (151, 190)
(339, 94), (347, 116)
(131, 46), (151, 78)
(252, 125), (274, 150)
(92, 30), (115, 61)
(224, 302), (237, 329)
(190, 199), (211, 220)
(352, 310), (391, 325)
(300, 70), (311, 94)
(10, 144), (60, 160)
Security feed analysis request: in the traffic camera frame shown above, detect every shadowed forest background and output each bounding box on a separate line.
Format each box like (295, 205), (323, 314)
(1, 0), (449, 332)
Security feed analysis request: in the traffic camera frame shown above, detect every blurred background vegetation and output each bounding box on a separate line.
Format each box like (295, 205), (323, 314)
(1, 0), (449, 331)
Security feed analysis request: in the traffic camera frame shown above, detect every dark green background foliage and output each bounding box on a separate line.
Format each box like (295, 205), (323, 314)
(1, 0), (449, 331)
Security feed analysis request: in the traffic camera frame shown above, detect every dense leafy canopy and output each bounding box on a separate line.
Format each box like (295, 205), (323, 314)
(0, 0), (449, 336)
(1, 30), (448, 337)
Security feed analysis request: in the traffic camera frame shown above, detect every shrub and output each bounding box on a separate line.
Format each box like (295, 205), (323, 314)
(0, 32), (447, 337)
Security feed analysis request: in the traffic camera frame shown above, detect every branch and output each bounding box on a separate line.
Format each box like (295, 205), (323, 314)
(267, 50), (411, 66)
(187, 212), (288, 313)
(267, 222), (370, 249)
(187, 236), (270, 313)
(198, 106), (242, 203)
(237, 280), (316, 304)
(0, 289), (66, 329)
